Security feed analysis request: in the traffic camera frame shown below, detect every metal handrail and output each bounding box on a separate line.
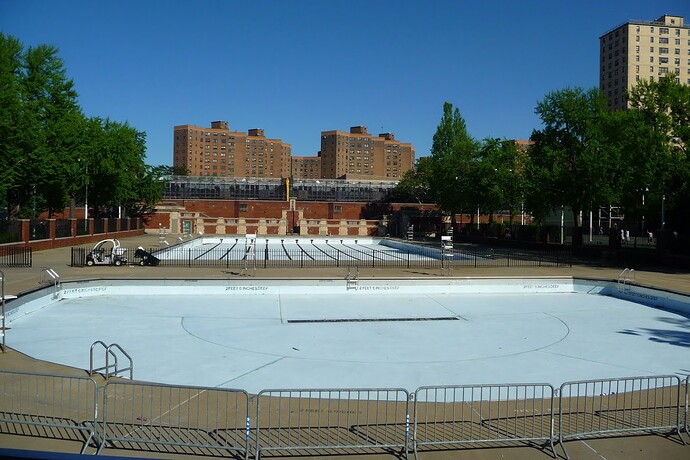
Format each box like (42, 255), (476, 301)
(618, 268), (635, 290)
(39, 267), (60, 299)
(106, 343), (133, 380)
(90, 341), (133, 379)
(346, 266), (359, 289)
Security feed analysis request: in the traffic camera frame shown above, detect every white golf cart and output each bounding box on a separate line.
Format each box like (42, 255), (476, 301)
(85, 239), (128, 266)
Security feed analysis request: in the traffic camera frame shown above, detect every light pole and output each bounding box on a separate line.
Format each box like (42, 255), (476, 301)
(84, 166), (89, 232)
(661, 193), (665, 232)
(641, 187), (648, 235)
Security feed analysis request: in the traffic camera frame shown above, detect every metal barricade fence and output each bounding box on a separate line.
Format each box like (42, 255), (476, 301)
(558, 375), (684, 459)
(98, 381), (250, 459)
(685, 375), (689, 439)
(413, 383), (556, 460)
(255, 388), (411, 460)
(0, 370), (98, 454)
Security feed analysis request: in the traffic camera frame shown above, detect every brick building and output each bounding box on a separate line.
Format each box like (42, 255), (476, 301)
(174, 122), (415, 181)
(173, 121), (291, 178)
(290, 155), (322, 179)
(319, 126), (415, 180)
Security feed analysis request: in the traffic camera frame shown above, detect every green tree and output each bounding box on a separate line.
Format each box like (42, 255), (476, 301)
(21, 44), (81, 218)
(627, 75), (690, 236)
(86, 118), (149, 216)
(428, 102), (480, 230)
(477, 138), (524, 225)
(1, 34), (162, 222)
(391, 156), (434, 203)
(526, 87), (621, 245)
(0, 36), (83, 218)
(0, 34), (28, 217)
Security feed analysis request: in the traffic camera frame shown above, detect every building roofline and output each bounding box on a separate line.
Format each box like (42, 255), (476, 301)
(599, 15), (688, 38)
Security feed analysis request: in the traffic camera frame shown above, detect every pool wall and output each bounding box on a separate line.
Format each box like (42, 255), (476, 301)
(6, 277), (690, 327)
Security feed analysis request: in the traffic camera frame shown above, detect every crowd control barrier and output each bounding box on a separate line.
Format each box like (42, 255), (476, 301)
(1, 371), (689, 458)
(413, 383), (556, 459)
(255, 388), (411, 460)
(98, 381), (250, 459)
(0, 371), (98, 453)
(557, 375), (685, 459)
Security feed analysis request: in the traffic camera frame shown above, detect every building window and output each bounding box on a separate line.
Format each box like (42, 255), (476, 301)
(660, 47), (669, 54)
(239, 203), (248, 212)
(334, 205), (342, 213)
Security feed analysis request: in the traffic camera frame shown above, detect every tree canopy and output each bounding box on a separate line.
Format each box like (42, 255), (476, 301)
(393, 79), (689, 245)
(0, 33), (165, 219)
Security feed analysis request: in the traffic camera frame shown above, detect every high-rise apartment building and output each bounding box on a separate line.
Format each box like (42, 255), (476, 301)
(600, 14), (690, 110)
(173, 121), (291, 178)
(319, 126), (415, 180)
(174, 122), (415, 180)
(290, 155), (322, 179)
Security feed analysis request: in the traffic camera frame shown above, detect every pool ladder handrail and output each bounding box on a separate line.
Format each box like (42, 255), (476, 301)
(241, 235), (257, 276)
(441, 246), (454, 276)
(39, 267), (60, 299)
(618, 268), (635, 291)
(346, 266), (359, 290)
(89, 340), (133, 380)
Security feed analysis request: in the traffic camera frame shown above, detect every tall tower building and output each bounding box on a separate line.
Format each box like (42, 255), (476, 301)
(173, 121), (291, 178)
(319, 126), (415, 180)
(600, 14), (690, 110)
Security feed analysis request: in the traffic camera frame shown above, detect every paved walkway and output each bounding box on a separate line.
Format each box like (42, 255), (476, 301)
(1, 232), (689, 460)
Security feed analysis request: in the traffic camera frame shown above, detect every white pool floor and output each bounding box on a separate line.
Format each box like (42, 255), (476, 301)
(155, 237), (455, 262)
(9, 290), (690, 393)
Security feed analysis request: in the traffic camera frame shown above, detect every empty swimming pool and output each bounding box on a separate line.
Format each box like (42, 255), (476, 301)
(154, 236), (465, 264)
(5, 277), (690, 393)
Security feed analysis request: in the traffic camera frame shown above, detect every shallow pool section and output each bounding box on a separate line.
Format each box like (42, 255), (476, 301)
(5, 277), (690, 393)
(154, 236), (466, 262)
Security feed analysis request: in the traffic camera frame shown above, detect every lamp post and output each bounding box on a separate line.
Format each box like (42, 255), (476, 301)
(641, 187), (648, 235)
(84, 166), (89, 232)
(661, 193), (665, 232)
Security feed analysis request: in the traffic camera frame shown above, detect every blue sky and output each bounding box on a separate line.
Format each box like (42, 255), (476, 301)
(1, 0), (688, 167)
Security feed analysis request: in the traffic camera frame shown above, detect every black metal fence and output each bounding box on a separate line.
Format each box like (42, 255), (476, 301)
(70, 244), (571, 269)
(29, 220), (49, 241)
(55, 219), (71, 238)
(0, 220), (21, 244)
(76, 219), (89, 236)
(93, 218), (105, 234)
(0, 246), (32, 267)
(71, 247), (86, 267)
